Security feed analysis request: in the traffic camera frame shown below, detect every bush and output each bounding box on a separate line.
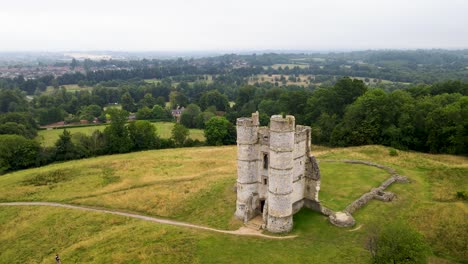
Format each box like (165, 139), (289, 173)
(204, 117), (236, 146)
(388, 148), (398, 156)
(455, 191), (466, 200)
(0, 134), (40, 173)
(367, 221), (431, 264)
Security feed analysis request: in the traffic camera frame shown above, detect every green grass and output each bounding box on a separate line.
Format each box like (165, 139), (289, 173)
(0, 145), (466, 263)
(36, 122), (205, 146)
(319, 162), (389, 210)
(144, 75), (214, 87)
(46, 84), (93, 93)
(266, 63), (309, 69)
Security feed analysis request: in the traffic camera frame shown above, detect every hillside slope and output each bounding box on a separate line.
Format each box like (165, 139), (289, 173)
(0, 145), (466, 263)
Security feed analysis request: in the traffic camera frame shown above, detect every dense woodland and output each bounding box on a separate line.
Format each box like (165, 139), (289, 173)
(0, 50), (467, 173)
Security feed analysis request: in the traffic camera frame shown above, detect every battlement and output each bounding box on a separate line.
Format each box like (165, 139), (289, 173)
(270, 115), (295, 132)
(236, 112), (259, 127)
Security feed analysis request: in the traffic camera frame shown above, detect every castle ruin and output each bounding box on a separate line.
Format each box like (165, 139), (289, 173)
(235, 112), (322, 233)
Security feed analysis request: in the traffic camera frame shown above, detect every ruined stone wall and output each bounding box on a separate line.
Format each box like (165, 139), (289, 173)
(257, 128), (270, 200)
(291, 126), (310, 204)
(304, 155), (321, 202)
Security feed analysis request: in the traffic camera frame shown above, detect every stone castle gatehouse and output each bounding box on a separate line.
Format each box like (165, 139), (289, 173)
(235, 112), (322, 233)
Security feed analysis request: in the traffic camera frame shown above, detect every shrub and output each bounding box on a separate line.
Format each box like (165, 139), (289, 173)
(388, 148), (398, 156)
(0, 134), (40, 174)
(367, 221), (431, 264)
(455, 191), (466, 200)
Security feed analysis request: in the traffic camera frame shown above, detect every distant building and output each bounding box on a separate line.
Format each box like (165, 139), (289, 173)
(171, 106), (185, 122)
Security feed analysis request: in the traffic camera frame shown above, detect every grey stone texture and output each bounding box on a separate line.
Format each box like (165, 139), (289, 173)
(329, 211), (355, 227)
(235, 112), (322, 233)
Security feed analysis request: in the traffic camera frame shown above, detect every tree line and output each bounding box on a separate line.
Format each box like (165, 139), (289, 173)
(0, 107), (236, 174)
(0, 70), (467, 174)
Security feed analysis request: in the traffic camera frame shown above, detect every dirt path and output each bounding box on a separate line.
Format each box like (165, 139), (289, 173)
(0, 202), (296, 240)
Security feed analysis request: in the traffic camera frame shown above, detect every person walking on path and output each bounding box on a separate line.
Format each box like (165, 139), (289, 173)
(55, 254), (61, 264)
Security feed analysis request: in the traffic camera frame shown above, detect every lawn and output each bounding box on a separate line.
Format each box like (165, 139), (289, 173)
(319, 162), (389, 210)
(36, 122), (205, 146)
(0, 145), (466, 263)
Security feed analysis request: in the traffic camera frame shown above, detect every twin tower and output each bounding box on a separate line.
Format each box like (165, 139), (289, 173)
(235, 112), (322, 233)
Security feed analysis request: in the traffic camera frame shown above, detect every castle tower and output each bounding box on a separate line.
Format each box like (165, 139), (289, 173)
(267, 115), (295, 233)
(234, 112), (259, 221)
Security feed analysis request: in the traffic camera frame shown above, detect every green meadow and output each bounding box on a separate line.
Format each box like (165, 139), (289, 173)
(0, 145), (466, 263)
(36, 122), (205, 146)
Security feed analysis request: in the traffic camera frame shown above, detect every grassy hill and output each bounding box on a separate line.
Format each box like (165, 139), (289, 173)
(0, 145), (466, 263)
(36, 122), (205, 146)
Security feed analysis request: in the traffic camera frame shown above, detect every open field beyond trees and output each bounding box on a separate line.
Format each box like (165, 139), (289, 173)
(0, 145), (466, 263)
(36, 122), (205, 146)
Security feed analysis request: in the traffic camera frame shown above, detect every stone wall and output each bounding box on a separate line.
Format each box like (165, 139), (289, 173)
(319, 159), (409, 226)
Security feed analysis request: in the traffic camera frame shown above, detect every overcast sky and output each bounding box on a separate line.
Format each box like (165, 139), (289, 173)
(0, 0), (467, 51)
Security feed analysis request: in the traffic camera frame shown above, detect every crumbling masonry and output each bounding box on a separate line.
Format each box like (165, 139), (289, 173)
(234, 112), (322, 233)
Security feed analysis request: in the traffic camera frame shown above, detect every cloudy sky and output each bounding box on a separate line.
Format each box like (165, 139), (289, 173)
(0, 0), (467, 51)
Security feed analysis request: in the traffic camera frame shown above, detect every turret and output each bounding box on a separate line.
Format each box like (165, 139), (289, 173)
(235, 112), (260, 220)
(267, 115), (295, 233)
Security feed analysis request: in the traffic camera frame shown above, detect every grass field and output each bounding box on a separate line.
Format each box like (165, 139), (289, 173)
(145, 75), (214, 87)
(265, 63), (309, 70)
(36, 122), (205, 146)
(248, 74), (313, 86)
(45, 84), (94, 93)
(0, 145), (466, 263)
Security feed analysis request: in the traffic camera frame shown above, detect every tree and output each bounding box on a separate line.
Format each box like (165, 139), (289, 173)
(0, 134), (40, 173)
(138, 93), (157, 109)
(204, 117), (236, 146)
(70, 58), (78, 70)
(128, 120), (159, 150)
(0, 122), (30, 138)
(152, 105), (169, 120)
(155, 96), (166, 107)
(180, 104), (201, 128)
(171, 123), (189, 147)
(37, 107), (65, 125)
(136, 106), (153, 120)
(0, 89), (29, 113)
(169, 91), (189, 108)
(55, 129), (87, 161)
(367, 221), (431, 264)
(0, 112), (38, 138)
(72, 130), (106, 156)
(258, 99), (282, 117)
(81, 104), (102, 118)
(199, 90), (229, 111)
(103, 108), (133, 153)
(121, 92), (137, 112)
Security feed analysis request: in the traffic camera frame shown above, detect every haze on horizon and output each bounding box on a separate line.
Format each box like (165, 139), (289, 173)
(1, 0), (467, 52)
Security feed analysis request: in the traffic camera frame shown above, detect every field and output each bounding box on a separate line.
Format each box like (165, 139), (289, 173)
(145, 75), (214, 87)
(248, 74), (314, 86)
(45, 84), (94, 93)
(36, 122), (205, 146)
(265, 63), (309, 70)
(0, 145), (466, 263)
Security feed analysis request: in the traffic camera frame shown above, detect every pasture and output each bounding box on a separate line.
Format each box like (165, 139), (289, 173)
(0, 145), (466, 263)
(36, 122), (205, 146)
